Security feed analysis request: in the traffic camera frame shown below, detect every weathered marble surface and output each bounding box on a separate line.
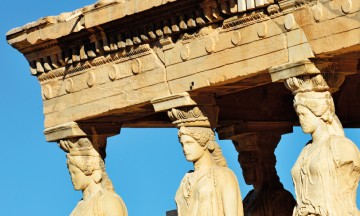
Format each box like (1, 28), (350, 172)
(5, 0), (360, 214)
(175, 126), (244, 216)
(59, 137), (128, 216)
(6, 0), (360, 130)
(286, 74), (360, 216)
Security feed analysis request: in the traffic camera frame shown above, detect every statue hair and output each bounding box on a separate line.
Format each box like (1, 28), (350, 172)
(67, 155), (115, 191)
(178, 126), (227, 167)
(294, 91), (344, 137)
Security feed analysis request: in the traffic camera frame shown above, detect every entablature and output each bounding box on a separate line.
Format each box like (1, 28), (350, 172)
(6, 0), (360, 131)
(7, 0), (277, 78)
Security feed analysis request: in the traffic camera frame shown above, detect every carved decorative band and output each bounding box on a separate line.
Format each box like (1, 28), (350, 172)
(27, 5), (208, 77)
(222, 12), (269, 31)
(37, 45), (151, 82)
(25, 0), (278, 78)
(294, 0), (333, 9)
(167, 105), (219, 128)
(168, 106), (212, 127)
(285, 73), (345, 94)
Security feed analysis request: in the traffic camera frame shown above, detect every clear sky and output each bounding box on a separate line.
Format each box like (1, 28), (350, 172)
(1, 1), (359, 216)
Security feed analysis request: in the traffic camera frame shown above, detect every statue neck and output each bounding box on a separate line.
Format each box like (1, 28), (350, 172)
(193, 151), (216, 171)
(253, 183), (263, 193)
(311, 121), (330, 145)
(82, 180), (102, 201)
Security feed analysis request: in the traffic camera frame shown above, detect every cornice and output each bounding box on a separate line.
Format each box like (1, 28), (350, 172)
(8, 0), (321, 80)
(222, 11), (270, 31)
(17, 0), (209, 78)
(294, 0), (332, 9)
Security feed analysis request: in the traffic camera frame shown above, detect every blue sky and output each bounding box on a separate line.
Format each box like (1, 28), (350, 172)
(1, 1), (359, 215)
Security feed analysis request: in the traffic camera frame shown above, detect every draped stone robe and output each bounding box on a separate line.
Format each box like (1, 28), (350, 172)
(70, 190), (127, 216)
(175, 166), (243, 216)
(292, 135), (360, 216)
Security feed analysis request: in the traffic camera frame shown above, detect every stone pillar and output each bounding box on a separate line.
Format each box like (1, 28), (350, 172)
(151, 92), (244, 216)
(217, 122), (296, 216)
(270, 60), (360, 216)
(44, 122), (128, 216)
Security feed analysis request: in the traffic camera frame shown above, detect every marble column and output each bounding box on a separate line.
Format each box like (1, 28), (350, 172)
(217, 123), (296, 216)
(270, 60), (360, 216)
(151, 92), (244, 216)
(44, 122), (128, 216)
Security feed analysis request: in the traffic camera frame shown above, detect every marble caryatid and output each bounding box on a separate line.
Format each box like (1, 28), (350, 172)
(169, 106), (244, 216)
(286, 74), (360, 216)
(235, 133), (296, 216)
(59, 138), (127, 216)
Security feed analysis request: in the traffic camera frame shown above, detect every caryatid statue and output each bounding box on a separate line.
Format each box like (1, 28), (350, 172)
(168, 106), (244, 216)
(234, 133), (296, 216)
(59, 137), (127, 216)
(285, 74), (360, 216)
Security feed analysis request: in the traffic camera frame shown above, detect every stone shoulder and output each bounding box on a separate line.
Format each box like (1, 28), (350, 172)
(213, 166), (239, 184)
(99, 191), (128, 216)
(329, 135), (360, 169)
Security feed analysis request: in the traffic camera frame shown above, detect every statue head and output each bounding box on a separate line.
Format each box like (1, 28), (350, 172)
(294, 91), (334, 124)
(234, 133), (282, 189)
(59, 138), (113, 191)
(67, 153), (104, 191)
(238, 150), (261, 185)
(286, 74), (344, 136)
(293, 91), (345, 136)
(239, 150), (280, 188)
(178, 126), (227, 167)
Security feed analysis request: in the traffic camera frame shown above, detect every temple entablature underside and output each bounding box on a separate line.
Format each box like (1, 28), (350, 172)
(7, 0), (360, 140)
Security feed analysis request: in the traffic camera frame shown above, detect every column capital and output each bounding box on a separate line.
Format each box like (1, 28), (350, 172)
(151, 92), (216, 112)
(44, 122), (86, 142)
(269, 59), (320, 82)
(151, 92), (218, 128)
(231, 132), (281, 153)
(270, 59), (357, 93)
(285, 73), (345, 94)
(44, 122), (121, 142)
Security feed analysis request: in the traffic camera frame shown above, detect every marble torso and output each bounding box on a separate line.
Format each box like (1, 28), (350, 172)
(243, 187), (295, 216)
(175, 166), (242, 216)
(70, 191), (127, 216)
(291, 135), (360, 216)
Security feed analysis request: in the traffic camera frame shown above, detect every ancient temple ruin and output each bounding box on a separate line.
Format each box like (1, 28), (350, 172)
(6, 0), (360, 215)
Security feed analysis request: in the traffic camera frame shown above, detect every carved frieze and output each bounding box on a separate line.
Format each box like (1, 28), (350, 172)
(294, 0), (332, 9)
(37, 45), (151, 82)
(222, 12), (269, 31)
(7, 0), (286, 81)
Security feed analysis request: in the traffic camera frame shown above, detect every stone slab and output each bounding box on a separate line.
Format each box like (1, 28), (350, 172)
(269, 59), (320, 82)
